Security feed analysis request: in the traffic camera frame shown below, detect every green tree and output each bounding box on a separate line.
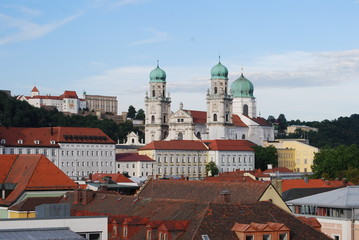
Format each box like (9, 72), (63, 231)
(277, 114), (287, 136)
(206, 161), (219, 176)
(267, 115), (276, 124)
(135, 109), (145, 120)
(127, 105), (136, 119)
(253, 145), (278, 170)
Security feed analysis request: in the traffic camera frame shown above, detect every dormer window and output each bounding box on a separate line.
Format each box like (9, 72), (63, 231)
(0, 139), (5, 144)
(50, 140), (56, 144)
(34, 140), (40, 144)
(123, 227), (127, 237)
(146, 230), (152, 240)
(17, 140), (23, 144)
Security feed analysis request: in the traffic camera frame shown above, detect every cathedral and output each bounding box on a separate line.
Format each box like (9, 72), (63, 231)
(144, 60), (274, 146)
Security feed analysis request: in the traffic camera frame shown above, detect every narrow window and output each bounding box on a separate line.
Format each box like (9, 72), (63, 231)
(243, 104), (249, 115)
(151, 115), (155, 123)
(152, 90), (155, 97)
(213, 114), (217, 122)
(214, 87), (218, 94)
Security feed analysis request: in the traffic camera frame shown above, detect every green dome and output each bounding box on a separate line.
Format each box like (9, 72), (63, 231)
(150, 64), (166, 82)
(231, 73), (254, 97)
(211, 61), (228, 80)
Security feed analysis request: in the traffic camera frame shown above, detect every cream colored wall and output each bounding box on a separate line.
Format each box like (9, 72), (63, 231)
(259, 184), (291, 213)
(277, 148), (296, 171)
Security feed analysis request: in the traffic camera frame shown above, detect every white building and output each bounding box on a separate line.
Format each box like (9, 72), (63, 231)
(144, 61), (274, 145)
(17, 87), (86, 114)
(0, 126), (116, 179)
(138, 139), (256, 179)
(115, 153), (156, 178)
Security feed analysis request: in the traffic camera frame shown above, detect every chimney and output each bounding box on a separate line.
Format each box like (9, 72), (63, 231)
(220, 190), (230, 202)
(267, 164), (273, 170)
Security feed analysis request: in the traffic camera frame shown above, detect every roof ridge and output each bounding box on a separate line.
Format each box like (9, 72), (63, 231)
(190, 202), (210, 240)
(2, 155), (17, 183)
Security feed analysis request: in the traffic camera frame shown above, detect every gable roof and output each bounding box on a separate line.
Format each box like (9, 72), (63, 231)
(187, 110), (207, 124)
(286, 186), (359, 208)
(60, 90), (78, 99)
(31, 86), (39, 92)
(139, 140), (208, 151)
(0, 127), (115, 147)
(91, 173), (134, 183)
(137, 179), (270, 203)
(264, 167), (293, 174)
(281, 179), (353, 192)
(204, 139), (256, 151)
(63, 192), (331, 240)
(0, 154), (78, 206)
(116, 153), (155, 162)
(242, 115), (272, 126)
(232, 114), (248, 127)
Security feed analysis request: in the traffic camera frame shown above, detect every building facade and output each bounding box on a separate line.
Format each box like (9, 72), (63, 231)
(138, 139), (256, 179)
(265, 139), (319, 172)
(144, 61), (274, 145)
(17, 87), (86, 114)
(115, 153), (156, 177)
(83, 92), (118, 115)
(0, 127), (116, 179)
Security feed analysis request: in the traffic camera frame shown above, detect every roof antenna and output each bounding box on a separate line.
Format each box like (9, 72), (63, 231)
(241, 65), (244, 77)
(157, 60), (159, 67)
(218, 53), (221, 63)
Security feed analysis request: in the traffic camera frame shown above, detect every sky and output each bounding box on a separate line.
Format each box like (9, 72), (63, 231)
(1, 0), (359, 121)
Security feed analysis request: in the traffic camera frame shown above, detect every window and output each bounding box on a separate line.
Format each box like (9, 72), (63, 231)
(151, 115), (155, 123)
(242, 134), (246, 139)
(246, 235), (254, 240)
(243, 104), (249, 115)
(152, 89), (155, 97)
(333, 235), (339, 240)
(178, 132), (183, 140)
(147, 230), (152, 240)
(225, 113), (229, 122)
(214, 87), (218, 94)
(159, 232), (162, 240)
(263, 234), (271, 240)
(123, 227), (127, 237)
(201, 235), (210, 240)
(279, 233), (288, 240)
(213, 114), (217, 122)
(164, 233), (168, 240)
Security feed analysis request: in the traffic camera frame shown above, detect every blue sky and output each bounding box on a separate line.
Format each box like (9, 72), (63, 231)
(1, 0), (359, 121)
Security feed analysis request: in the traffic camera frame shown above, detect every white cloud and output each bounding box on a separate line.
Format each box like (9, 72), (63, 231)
(0, 12), (82, 45)
(130, 28), (171, 46)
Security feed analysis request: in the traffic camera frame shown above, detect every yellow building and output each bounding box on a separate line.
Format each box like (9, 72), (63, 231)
(265, 139), (319, 173)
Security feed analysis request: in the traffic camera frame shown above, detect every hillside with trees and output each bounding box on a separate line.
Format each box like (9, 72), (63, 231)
(0, 92), (144, 142)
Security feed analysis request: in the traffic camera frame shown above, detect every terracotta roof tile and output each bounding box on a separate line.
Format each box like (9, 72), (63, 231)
(91, 173), (134, 183)
(61, 192), (332, 240)
(232, 114), (248, 127)
(139, 140), (208, 151)
(204, 139), (256, 151)
(264, 167), (293, 173)
(281, 179), (353, 192)
(0, 126), (115, 147)
(138, 179), (269, 203)
(0, 154), (78, 206)
(116, 153), (155, 162)
(60, 90), (79, 99)
(242, 115), (272, 126)
(187, 110), (207, 124)
(31, 86), (39, 92)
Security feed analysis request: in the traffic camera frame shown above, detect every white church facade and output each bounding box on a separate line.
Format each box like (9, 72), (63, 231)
(144, 61), (274, 146)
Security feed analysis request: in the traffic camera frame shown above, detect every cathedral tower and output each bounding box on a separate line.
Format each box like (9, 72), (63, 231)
(231, 71), (257, 118)
(145, 62), (171, 143)
(206, 59), (233, 139)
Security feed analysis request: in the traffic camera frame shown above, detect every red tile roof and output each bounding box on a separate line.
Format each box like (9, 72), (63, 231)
(232, 114), (248, 127)
(8, 196), (62, 211)
(203, 176), (257, 183)
(31, 86), (39, 92)
(0, 154), (78, 206)
(187, 110), (207, 124)
(0, 126), (115, 147)
(281, 179), (353, 192)
(62, 192), (332, 240)
(91, 173), (134, 183)
(297, 216), (322, 230)
(116, 153), (155, 162)
(60, 90), (79, 99)
(243, 115), (272, 126)
(138, 179), (270, 203)
(139, 140), (208, 151)
(204, 140), (256, 151)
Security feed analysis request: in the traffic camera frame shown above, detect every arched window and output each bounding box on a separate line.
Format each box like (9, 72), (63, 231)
(163, 131), (168, 139)
(163, 90), (165, 97)
(151, 115), (155, 123)
(213, 114), (217, 122)
(235, 134), (238, 139)
(178, 132), (183, 140)
(196, 132), (201, 139)
(225, 113), (229, 122)
(243, 104), (249, 115)
(152, 90), (155, 97)
(214, 87), (218, 94)
(163, 115), (166, 123)
(242, 134), (246, 139)
(123, 227), (128, 237)
(132, 139), (135, 144)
